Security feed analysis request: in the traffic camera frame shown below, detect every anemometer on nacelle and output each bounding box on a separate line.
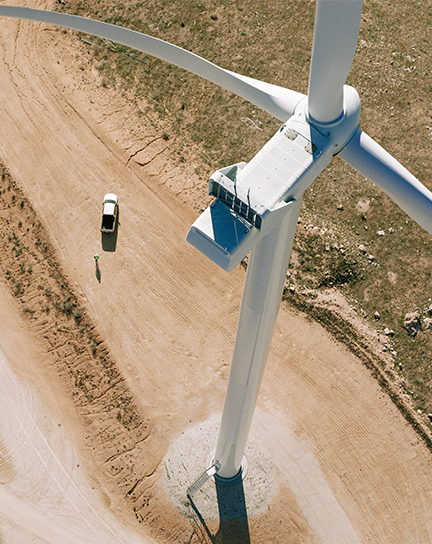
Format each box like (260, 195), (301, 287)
(187, 116), (334, 272)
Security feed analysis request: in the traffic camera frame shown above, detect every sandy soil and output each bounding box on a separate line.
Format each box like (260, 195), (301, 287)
(0, 282), (147, 544)
(1, 2), (432, 543)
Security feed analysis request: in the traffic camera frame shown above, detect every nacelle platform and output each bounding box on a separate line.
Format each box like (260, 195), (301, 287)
(187, 117), (334, 272)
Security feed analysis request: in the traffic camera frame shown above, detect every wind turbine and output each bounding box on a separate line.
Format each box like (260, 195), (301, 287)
(1, 1), (432, 485)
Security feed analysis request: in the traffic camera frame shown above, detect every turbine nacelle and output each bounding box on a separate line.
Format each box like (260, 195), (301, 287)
(187, 117), (335, 272)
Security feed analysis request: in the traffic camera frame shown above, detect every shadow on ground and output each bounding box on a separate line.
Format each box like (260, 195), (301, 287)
(95, 260), (101, 283)
(101, 207), (119, 252)
(189, 479), (250, 544)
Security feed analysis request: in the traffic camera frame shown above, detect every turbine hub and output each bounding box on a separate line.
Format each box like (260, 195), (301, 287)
(295, 85), (361, 154)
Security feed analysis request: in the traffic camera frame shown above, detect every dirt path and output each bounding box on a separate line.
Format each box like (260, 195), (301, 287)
(0, 2), (432, 543)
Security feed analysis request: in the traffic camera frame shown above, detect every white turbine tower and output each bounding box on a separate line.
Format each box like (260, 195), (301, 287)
(1, 1), (432, 485)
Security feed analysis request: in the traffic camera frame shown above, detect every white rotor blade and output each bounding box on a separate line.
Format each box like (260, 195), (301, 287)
(308, 0), (363, 124)
(0, 6), (304, 121)
(340, 129), (432, 235)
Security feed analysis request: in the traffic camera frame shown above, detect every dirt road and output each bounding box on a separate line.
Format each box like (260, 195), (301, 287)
(1, 2), (432, 542)
(0, 282), (149, 544)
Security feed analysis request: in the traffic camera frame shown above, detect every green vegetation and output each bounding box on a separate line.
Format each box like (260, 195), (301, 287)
(52, 1), (432, 422)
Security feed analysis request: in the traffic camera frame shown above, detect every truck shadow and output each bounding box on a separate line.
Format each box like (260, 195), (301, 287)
(101, 207), (119, 252)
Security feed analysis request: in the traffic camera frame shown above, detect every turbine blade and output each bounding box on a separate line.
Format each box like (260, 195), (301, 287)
(340, 129), (432, 234)
(308, 0), (363, 124)
(0, 6), (304, 121)
(225, 70), (305, 122)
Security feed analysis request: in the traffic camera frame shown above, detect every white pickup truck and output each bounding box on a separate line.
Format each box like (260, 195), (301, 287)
(100, 193), (118, 233)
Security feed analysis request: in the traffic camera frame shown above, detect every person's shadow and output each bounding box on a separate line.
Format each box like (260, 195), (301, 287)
(95, 259), (101, 283)
(189, 479), (251, 544)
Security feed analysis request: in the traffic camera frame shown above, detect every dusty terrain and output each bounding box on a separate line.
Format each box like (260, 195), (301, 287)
(1, 1), (432, 543)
